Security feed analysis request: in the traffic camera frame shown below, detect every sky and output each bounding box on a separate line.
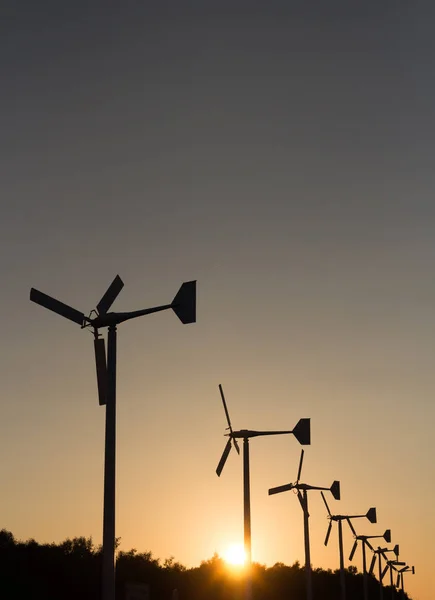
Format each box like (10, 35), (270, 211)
(0, 2), (434, 599)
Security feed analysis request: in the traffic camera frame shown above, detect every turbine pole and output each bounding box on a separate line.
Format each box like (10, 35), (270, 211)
(302, 491), (313, 600)
(102, 324), (117, 600)
(378, 551), (383, 600)
(390, 565), (395, 600)
(338, 519), (346, 600)
(243, 437), (252, 600)
(362, 541), (368, 600)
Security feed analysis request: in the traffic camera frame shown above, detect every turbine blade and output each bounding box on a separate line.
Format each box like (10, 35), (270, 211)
(94, 337), (107, 406)
(216, 439), (232, 476)
(297, 490), (306, 512)
(324, 521), (332, 546)
(268, 483), (294, 495)
(349, 540), (358, 561)
(30, 288), (85, 326)
(171, 280), (196, 324)
(369, 554), (377, 575)
(96, 275), (124, 315)
(384, 529), (391, 544)
(330, 480), (340, 500)
(219, 384), (234, 431)
(297, 449), (304, 482)
(382, 564), (389, 580)
(218, 385), (240, 454)
(292, 418), (311, 445)
(366, 507), (377, 523)
(396, 573), (400, 588)
(346, 517), (357, 537)
(321, 491), (332, 516)
(366, 539), (374, 552)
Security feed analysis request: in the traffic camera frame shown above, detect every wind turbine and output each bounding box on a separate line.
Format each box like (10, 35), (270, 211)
(216, 384), (310, 600)
(369, 545), (403, 600)
(268, 449), (340, 600)
(348, 524), (391, 600)
(30, 276), (196, 600)
(321, 492), (377, 600)
(369, 545), (402, 600)
(396, 565), (415, 599)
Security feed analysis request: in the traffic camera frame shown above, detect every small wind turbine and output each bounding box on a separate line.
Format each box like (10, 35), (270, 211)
(268, 449), (340, 600)
(370, 545), (403, 600)
(321, 492), (377, 600)
(216, 384), (310, 600)
(30, 276), (196, 600)
(396, 565), (415, 599)
(369, 545), (402, 600)
(348, 524), (391, 600)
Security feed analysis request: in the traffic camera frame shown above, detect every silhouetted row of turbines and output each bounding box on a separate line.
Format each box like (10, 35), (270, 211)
(216, 384), (415, 600)
(29, 276), (415, 600)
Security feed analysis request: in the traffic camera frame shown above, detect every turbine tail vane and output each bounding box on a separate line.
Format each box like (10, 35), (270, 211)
(171, 281), (197, 324)
(366, 507), (377, 523)
(330, 480), (340, 500)
(292, 418), (311, 445)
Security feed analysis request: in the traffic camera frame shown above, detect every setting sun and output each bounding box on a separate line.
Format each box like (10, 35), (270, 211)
(223, 543), (246, 566)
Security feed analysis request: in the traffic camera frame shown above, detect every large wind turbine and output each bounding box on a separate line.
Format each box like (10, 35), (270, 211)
(269, 449), (340, 600)
(216, 384), (310, 600)
(321, 492), (377, 600)
(30, 276), (196, 600)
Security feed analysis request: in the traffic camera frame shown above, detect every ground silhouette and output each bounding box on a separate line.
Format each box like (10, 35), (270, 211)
(0, 529), (410, 599)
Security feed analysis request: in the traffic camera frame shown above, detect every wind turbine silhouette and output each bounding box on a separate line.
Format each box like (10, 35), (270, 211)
(216, 384), (310, 600)
(396, 565), (415, 599)
(348, 524), (391, 600)
(30, 276), (196, 600)
(269, 449), (340, 600)
(370, 545), (403, 600)
(321, 491), (377, 600)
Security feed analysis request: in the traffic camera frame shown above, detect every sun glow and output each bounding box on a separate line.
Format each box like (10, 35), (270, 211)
(223, 543), (246, 566)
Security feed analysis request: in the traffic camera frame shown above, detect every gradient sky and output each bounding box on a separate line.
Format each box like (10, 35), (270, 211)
(1, 3), (434, 599)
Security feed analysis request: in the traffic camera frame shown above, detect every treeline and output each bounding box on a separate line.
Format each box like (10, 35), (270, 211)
(0, 529), (410, 600)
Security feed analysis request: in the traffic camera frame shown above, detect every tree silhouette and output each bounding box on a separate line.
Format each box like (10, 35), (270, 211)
(0, 529), (411, 600)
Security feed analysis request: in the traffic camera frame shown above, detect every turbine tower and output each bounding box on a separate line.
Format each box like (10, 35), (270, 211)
(348, 525), (391, 600)
(268, 449), (340, 600)
(321, 492), (377, 600)
(30, 276), (196, 600)
(216, 384), (310, 600)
